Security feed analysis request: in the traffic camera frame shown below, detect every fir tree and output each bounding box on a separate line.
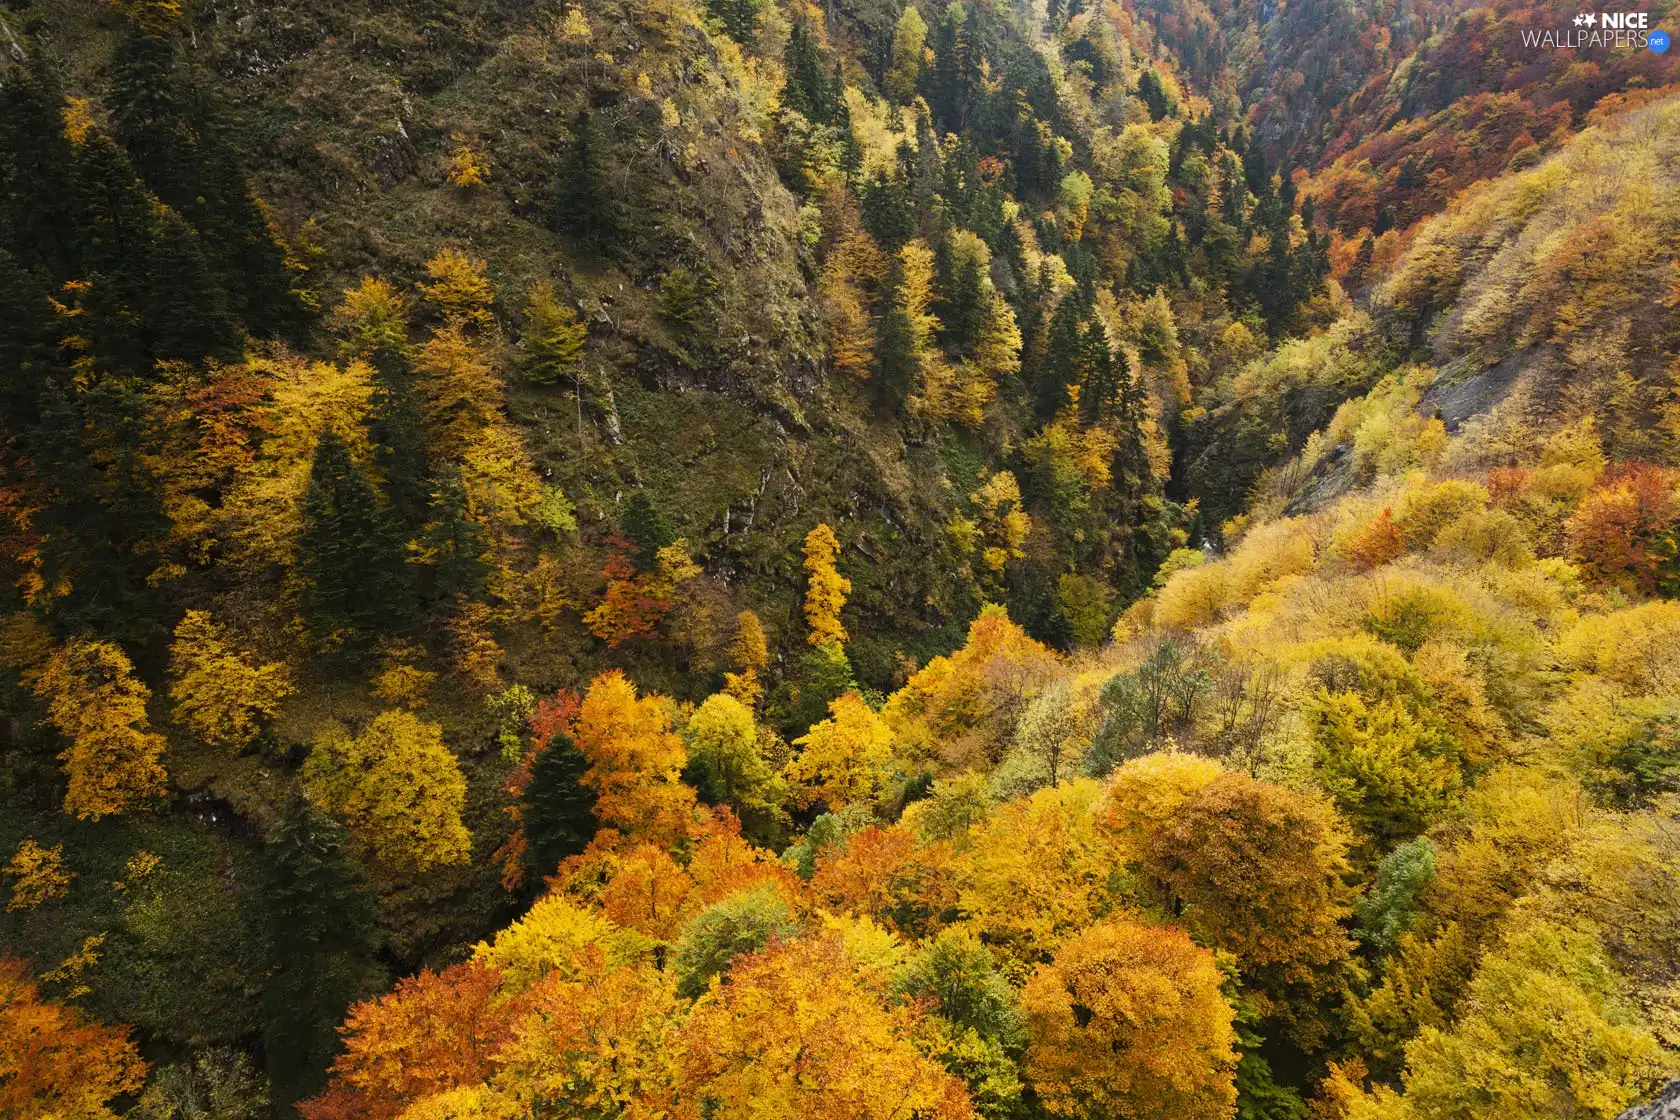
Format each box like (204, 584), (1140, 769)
(1036, 296), (1084, 420)
(516, 282), (588, 386)
(782, 20), (832, 124)
(108, 0), (302, 338)
(0, 56), (79, 281)
(938, 249), (988, 356)
(521, 732), (599, 879)
(1078, 319), (1118, 423)
(147, 207), (241, 363)
(261, 798), (383, 1106)
(108, 5), (192, 207)
(296, 430), (413, 650)
(30, 380), (170, 638)
(418, 468), (490, 605)
(343, 285), (430, 526)
(706, 0), (765, 42)
(0, 252), (58, 432)
(770, 642), (857, 740)
(69, 136), (160, 371)
(874, 263), (919, 412)
(554, 110), (621, 254)
(1137, 69), (1173, 121)
(861, 172), (916, 249)
(622, 491), (676, 571)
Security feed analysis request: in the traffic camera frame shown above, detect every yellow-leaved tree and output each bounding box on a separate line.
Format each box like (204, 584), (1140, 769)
(572, 671), (696, 844)
(303, 711), (471, 871)
(5, 840), (73, 912)
(224, 351), (375, 571)
(722, 608), (769, 706)
(1341, 922), (1664, 1120)
(1021, 917), (1238, 1120)
(675, 932), (975, 1120)
(803, 523), (850, 647)
(818, 230), (882, 381)
(167, 610), (293, 750)
(684, 693), (779, 824)
(787, 692), (894, 809)
(34, 638), (168, 820)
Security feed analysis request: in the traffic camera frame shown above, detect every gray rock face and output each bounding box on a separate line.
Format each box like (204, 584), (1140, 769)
(1621, 1082), (1680, 1120)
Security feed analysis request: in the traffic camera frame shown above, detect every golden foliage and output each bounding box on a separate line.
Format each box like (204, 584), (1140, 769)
(445, 136), (490, 188)
(802, 523), (850, 647)
(303, 711), (472, 871)
(35, 638), (168, 820)
(1134, 770), (1356, 1044)
(885, 605), (1060, 765)
(723, 609), (769, 706)
(572, 671), (696, 844)
(956, 779), (1116, 972)
(788, 692), (894, 809)
(5, 840), (73, 912)
(1022, 918), (1238, 1120)
(225, 353), (375, 570)
(167, 610), (293, 750)
(675, 933), (975, 1120)
(421, 248), (496, 330)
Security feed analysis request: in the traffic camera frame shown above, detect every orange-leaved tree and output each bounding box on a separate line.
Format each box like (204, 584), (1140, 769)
(675, 932), (975, 1120)
(1021, 918), (1238, 1120)
(572, 671), (696, 844)
(0, 955), (147, 1120)
(301, 960), (514, 1120)
(1134, 769), (1357, 1048)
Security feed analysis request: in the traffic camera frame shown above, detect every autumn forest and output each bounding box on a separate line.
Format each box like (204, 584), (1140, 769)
(3, 0), (1680, 1117)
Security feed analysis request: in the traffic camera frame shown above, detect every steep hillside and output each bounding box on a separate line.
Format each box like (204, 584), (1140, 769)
(4, 0), (1680, 1118)
(1182, 93), (1680, 526)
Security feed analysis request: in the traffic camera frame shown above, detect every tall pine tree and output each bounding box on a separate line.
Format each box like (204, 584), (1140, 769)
(261, 798), (383, 1106)
(554, 111), (621, 254)
(296, 430), (413, 650)
(417, 468), (490, 606)
(342, 280), (430, 526)
(521, 733), (599, 879)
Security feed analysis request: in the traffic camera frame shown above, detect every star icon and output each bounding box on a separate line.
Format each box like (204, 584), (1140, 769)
(1584, 12), (1599, 24)
(1574, 12), (1586, 24)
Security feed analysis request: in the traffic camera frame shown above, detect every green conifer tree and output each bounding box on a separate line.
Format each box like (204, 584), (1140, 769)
(261, 798), (383, 1106)
(418, 468), (490, 605)
(781, 20), (831, 124)
(148, 207), (241, 362)
(0, 56), (79, 281)
(296, 430), (413, 650)
(554, 111), (621, 254)
(1036, 296), (1085, 420)
(622, 491), (675, 571)
(1078, 319), (1117, 423)
(705, 0), (765, 43)
(516, 282), (588, 386)
(521, 733), (599, 879)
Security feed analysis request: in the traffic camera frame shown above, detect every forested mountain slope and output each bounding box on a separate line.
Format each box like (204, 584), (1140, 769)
(3, 0), (1680, 1118)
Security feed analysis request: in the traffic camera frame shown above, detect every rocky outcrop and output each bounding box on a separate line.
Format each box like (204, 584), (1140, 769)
(1621, 1082), (1680, 1120)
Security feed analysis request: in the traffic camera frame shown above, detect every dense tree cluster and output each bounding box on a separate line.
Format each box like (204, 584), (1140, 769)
(5, 0), (1680, 1117)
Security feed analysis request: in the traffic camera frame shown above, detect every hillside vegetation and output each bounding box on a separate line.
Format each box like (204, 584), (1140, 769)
(3, 0), (1680, 1118)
